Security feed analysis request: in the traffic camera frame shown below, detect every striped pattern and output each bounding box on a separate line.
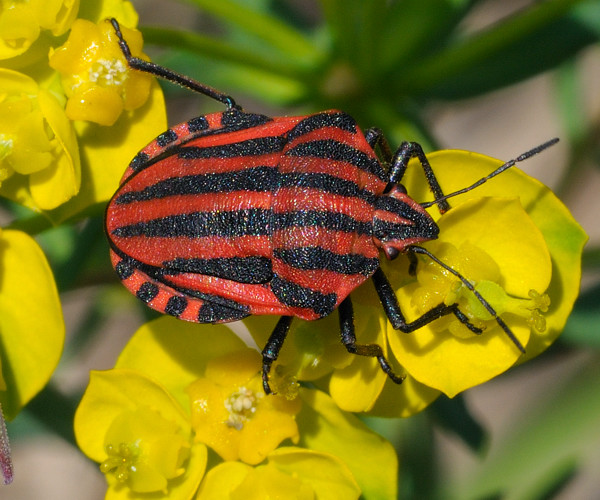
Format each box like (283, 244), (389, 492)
(271, 113), (385, 318)
(106, 110), (389, 322)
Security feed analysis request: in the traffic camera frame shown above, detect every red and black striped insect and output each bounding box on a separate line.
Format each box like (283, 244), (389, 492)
(106, 19), (557, 394)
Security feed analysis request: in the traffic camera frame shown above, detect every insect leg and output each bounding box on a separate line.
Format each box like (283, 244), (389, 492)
(388, 142), (451, 213)
(110, 18), (239, 110)
(339, 296), (405, 384)
(364, 127), (394, 163)
(261, 316), (293, 394)
(372, 267), (483, 334)
(409, 245), (526, 352)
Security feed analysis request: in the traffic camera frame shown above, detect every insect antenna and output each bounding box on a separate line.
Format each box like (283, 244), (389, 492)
(408, 245), (526, 353)
(421, 138), (559, 209)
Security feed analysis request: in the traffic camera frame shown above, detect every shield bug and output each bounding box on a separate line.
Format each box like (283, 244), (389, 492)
(105, 19), (557, 394)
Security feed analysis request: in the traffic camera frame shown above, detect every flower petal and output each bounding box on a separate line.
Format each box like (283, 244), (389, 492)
(29, 89), (81, 210)
(0, 229), (64, 419)
(298, 389), (397, 499)
(114, 316), (247, 412)
(389, 199), (542, 397)
(267, 447), (361, 500)
(196, 461), (252, 499)
(328, 304), (388, 412)
(366, 373), (441, 418)
(187, 349), (301, 465)
(74, 369), (190, 462)
(0, 5), (40, 59)
(31, 0), (79, 35)
(435, 197), (551, 296)
(385, 150), (585, 395)
(78, 0), (139, 26)
(231, 462), (313, 500)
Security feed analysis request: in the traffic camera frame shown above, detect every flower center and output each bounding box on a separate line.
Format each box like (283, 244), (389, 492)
(88, 58), (128, 88)
(100, 442), (140, 483)
(224, 386), (263, 430)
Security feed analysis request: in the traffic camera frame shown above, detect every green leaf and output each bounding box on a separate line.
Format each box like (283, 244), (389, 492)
(141, 26), (311, 80)
(186, 0), (321, 64)
(423, 18), (597, 99)
(371, 0), (470, 75)
(318, 0), (362, 63)
(397, 0), (595, 99)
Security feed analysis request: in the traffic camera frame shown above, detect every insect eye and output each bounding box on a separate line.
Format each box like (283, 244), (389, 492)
(385, 247), (400, 260)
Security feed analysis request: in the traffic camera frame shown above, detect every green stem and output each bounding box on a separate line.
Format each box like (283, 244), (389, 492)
(6, 201), (105, 236)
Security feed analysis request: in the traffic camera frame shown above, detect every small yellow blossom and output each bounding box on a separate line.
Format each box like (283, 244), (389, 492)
(75, 369), (207, 499)
(388, 151), (586, 398)
(49, 18), (152, 125)
(0, 0), (79, 59)
(77, 317), (399, 498)
(0, 69), (80, 209)
(187, 349), (302, 465)
(100, 408), (191, 493)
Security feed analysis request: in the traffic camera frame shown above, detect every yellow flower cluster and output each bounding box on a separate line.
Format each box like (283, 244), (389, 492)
(76, 321), (381, 499)
(0, 0), (165, 214)
(49, 19), (152, 126)
(0, 0), (166, 487)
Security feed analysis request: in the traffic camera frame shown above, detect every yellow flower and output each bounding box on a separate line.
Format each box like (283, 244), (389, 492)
(0, 69), (80, 210)
(388, 150), (586, 398)
(49, 18), (152, 126)
(389, 198), (550, 397)
(46, 12), (167, 221)
(75, 369), (207, 499)
(187, 349), (301, 465)
(100, 409), (191, 493)
(196, 448), (361, 500)
(0, 0), (79, 59)
(77, 317), (398, 498)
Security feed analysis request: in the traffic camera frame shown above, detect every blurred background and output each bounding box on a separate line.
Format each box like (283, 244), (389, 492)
(3, 0), (599, 498)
